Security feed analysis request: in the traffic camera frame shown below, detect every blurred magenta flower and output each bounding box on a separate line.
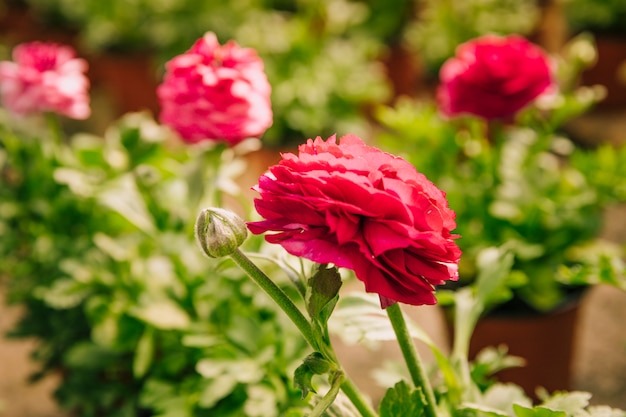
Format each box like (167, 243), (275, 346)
(0, 41), (90, 119)
(248, 134), (461, 308)
(437, 35), (553, 120)
(157, 32), (273, 145)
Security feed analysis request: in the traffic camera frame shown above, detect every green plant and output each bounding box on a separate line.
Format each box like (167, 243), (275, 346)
(564, 0), (626, 35)
(3, 27), (626, 416)
(404, 0), (541, 75)
(0, 111), (312, 416)
(374, 36), (626, 313)
(192, 204), (626, 416)
(19, 0), (395, 147)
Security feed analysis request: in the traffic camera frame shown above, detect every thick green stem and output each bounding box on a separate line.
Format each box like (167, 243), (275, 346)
(228, 249), (378, 417)
(340, 378), (378, 417)
(229, 249), (317, 348)
(386, 303), (438, 417)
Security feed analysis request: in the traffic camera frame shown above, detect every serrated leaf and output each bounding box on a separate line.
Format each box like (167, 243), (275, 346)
(539, 391), (591, 414)
(379, 380), (426, 417)
(481, 383), (532, 416)
(306, 264), (342, 325)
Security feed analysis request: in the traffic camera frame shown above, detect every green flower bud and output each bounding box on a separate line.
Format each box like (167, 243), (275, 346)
(195, 207), (248, 258)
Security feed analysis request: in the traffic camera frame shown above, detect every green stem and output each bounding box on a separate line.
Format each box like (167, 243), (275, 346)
(229, 249), (378, 417)
(44, 112), (63, 147)
(309, 371), (344, 417)
(229, 249), (317, 348)
(340, 378), (378, 417)
(386, 303), (438, 417)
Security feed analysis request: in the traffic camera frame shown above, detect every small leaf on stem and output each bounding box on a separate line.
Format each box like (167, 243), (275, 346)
(379, 380), (426, 417)
(306, 264), (342, 324)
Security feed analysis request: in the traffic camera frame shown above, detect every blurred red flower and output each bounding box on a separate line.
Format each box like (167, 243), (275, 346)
(0, 41), (90, 119)
(248, 134), (461, 308)
(157, 32), (272, 145)
(437, 35), (553, 120)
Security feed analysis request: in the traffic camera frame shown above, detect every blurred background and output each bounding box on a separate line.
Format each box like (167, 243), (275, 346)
(2, 0), (626, 145)
(1, 0), (626, 415)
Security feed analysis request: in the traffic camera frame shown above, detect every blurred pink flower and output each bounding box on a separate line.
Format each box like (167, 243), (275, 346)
(437, 35), (553, 120)
(157, 32), (273, 145)
(0, 41), (90, 119)
(248, 134), (461, 308)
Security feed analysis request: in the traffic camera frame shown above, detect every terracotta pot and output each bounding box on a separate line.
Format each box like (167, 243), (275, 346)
(88, 53), (161, 117)
(0, 1), (78, 46)
(531, 0), (569, 54)
(581, 35), (626, 109)
(465, 294), (584, 399)
(382, 43), (420, 98)
(381, 43), (436, 101)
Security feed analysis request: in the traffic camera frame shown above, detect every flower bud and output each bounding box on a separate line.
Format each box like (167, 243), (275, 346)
(195, 207), (247, 258)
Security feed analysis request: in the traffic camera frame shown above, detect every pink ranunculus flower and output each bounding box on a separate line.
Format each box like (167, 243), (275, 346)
(0, 41), (90, 119)
(437, 35), (553, 120)
(157, 32), (273, 145)
(248, 134), (461, 308)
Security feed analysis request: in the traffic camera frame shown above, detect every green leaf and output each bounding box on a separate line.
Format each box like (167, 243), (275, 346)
(586, 405), (626, 417)
(513, 404), (567, 417)
(198, 375), (238, 408)
(196, 358), (265, 384)
(306, 264), (342, 324)
(133, 327), (154, 378)
(33, 278), (91, 309)
(132, 300), (190, 330)
(475, 247), (516, 310)
(481, 383), (532, 415)
(294, 361), (316, 398)
(243, 384), (279, 417)
(302, 351), (333, 375)
(539, 391), (591, 414)
(471, 346), (526, 388)
(308, 370), (344, 417)
(293, 352), (334, 399)
(459, 403), (510, 417)
(63, 342), (119, 370)
(97, 174), (156, 234)
(378, 380), (426, 417)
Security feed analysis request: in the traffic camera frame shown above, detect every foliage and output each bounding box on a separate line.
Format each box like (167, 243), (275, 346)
(563, 0), (626, 35)
(2, 11), (626, 417)
(294, 245), (626, 415)
(0, 111), (312, 416)
(404, 0), (541, 75)
(17, 0), (395, 147)
(374, 36), (626, 313)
